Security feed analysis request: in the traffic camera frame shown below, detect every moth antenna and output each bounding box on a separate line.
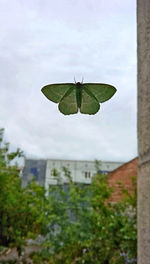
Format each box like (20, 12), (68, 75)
(81, 77), (84, 83)
(74, 77), (76, 84)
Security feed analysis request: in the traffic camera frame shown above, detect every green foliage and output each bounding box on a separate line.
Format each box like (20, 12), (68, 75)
(94, 159), (102, 173)
(0, 129), (48, 255)
(32, 169), (136, 264)
(0, 128), (136, 263)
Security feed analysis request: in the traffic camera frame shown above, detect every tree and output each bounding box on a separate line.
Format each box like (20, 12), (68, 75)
(0, 128), (137, 263)
(137, 1), (150, 263)
(32, 169), (137, 264)
(0, 128), (48, 256)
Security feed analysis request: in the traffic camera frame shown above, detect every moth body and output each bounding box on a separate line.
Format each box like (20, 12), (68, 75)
(76, 82), (82, 109)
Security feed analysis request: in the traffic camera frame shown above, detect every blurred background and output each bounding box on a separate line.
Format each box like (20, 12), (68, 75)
(0, 0), (137, 162)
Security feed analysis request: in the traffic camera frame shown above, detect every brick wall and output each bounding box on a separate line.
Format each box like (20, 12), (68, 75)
(108, 157), (138, 202)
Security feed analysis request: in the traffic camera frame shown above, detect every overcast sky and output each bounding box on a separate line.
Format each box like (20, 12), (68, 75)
(0, 0), (137, 163)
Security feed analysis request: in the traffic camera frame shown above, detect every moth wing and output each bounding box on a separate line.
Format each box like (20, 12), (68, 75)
(80, 88), (100, 115)
(58, 87), (78, 115)
(41, 83), (75, 103)
(83, 83), (116, 103)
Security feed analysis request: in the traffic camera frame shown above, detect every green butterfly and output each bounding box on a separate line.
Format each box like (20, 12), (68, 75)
(41, 82), (117, 115)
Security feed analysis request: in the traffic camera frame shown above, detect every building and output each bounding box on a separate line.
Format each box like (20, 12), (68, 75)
(22, 157), (138, 203)
(108, 157), (138, 202)
(22, 158), (123, 190)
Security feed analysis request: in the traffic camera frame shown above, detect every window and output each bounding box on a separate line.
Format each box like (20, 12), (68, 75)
(84, 172), (91, 178)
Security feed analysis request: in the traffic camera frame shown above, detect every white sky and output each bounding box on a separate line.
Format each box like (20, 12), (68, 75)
(0, 0), (137, 162)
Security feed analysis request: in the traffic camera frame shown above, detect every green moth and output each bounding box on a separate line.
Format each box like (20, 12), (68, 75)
(41, 82), (117, 115)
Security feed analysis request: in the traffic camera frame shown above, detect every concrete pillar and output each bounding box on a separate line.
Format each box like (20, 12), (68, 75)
(137, 0), (150, 263)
